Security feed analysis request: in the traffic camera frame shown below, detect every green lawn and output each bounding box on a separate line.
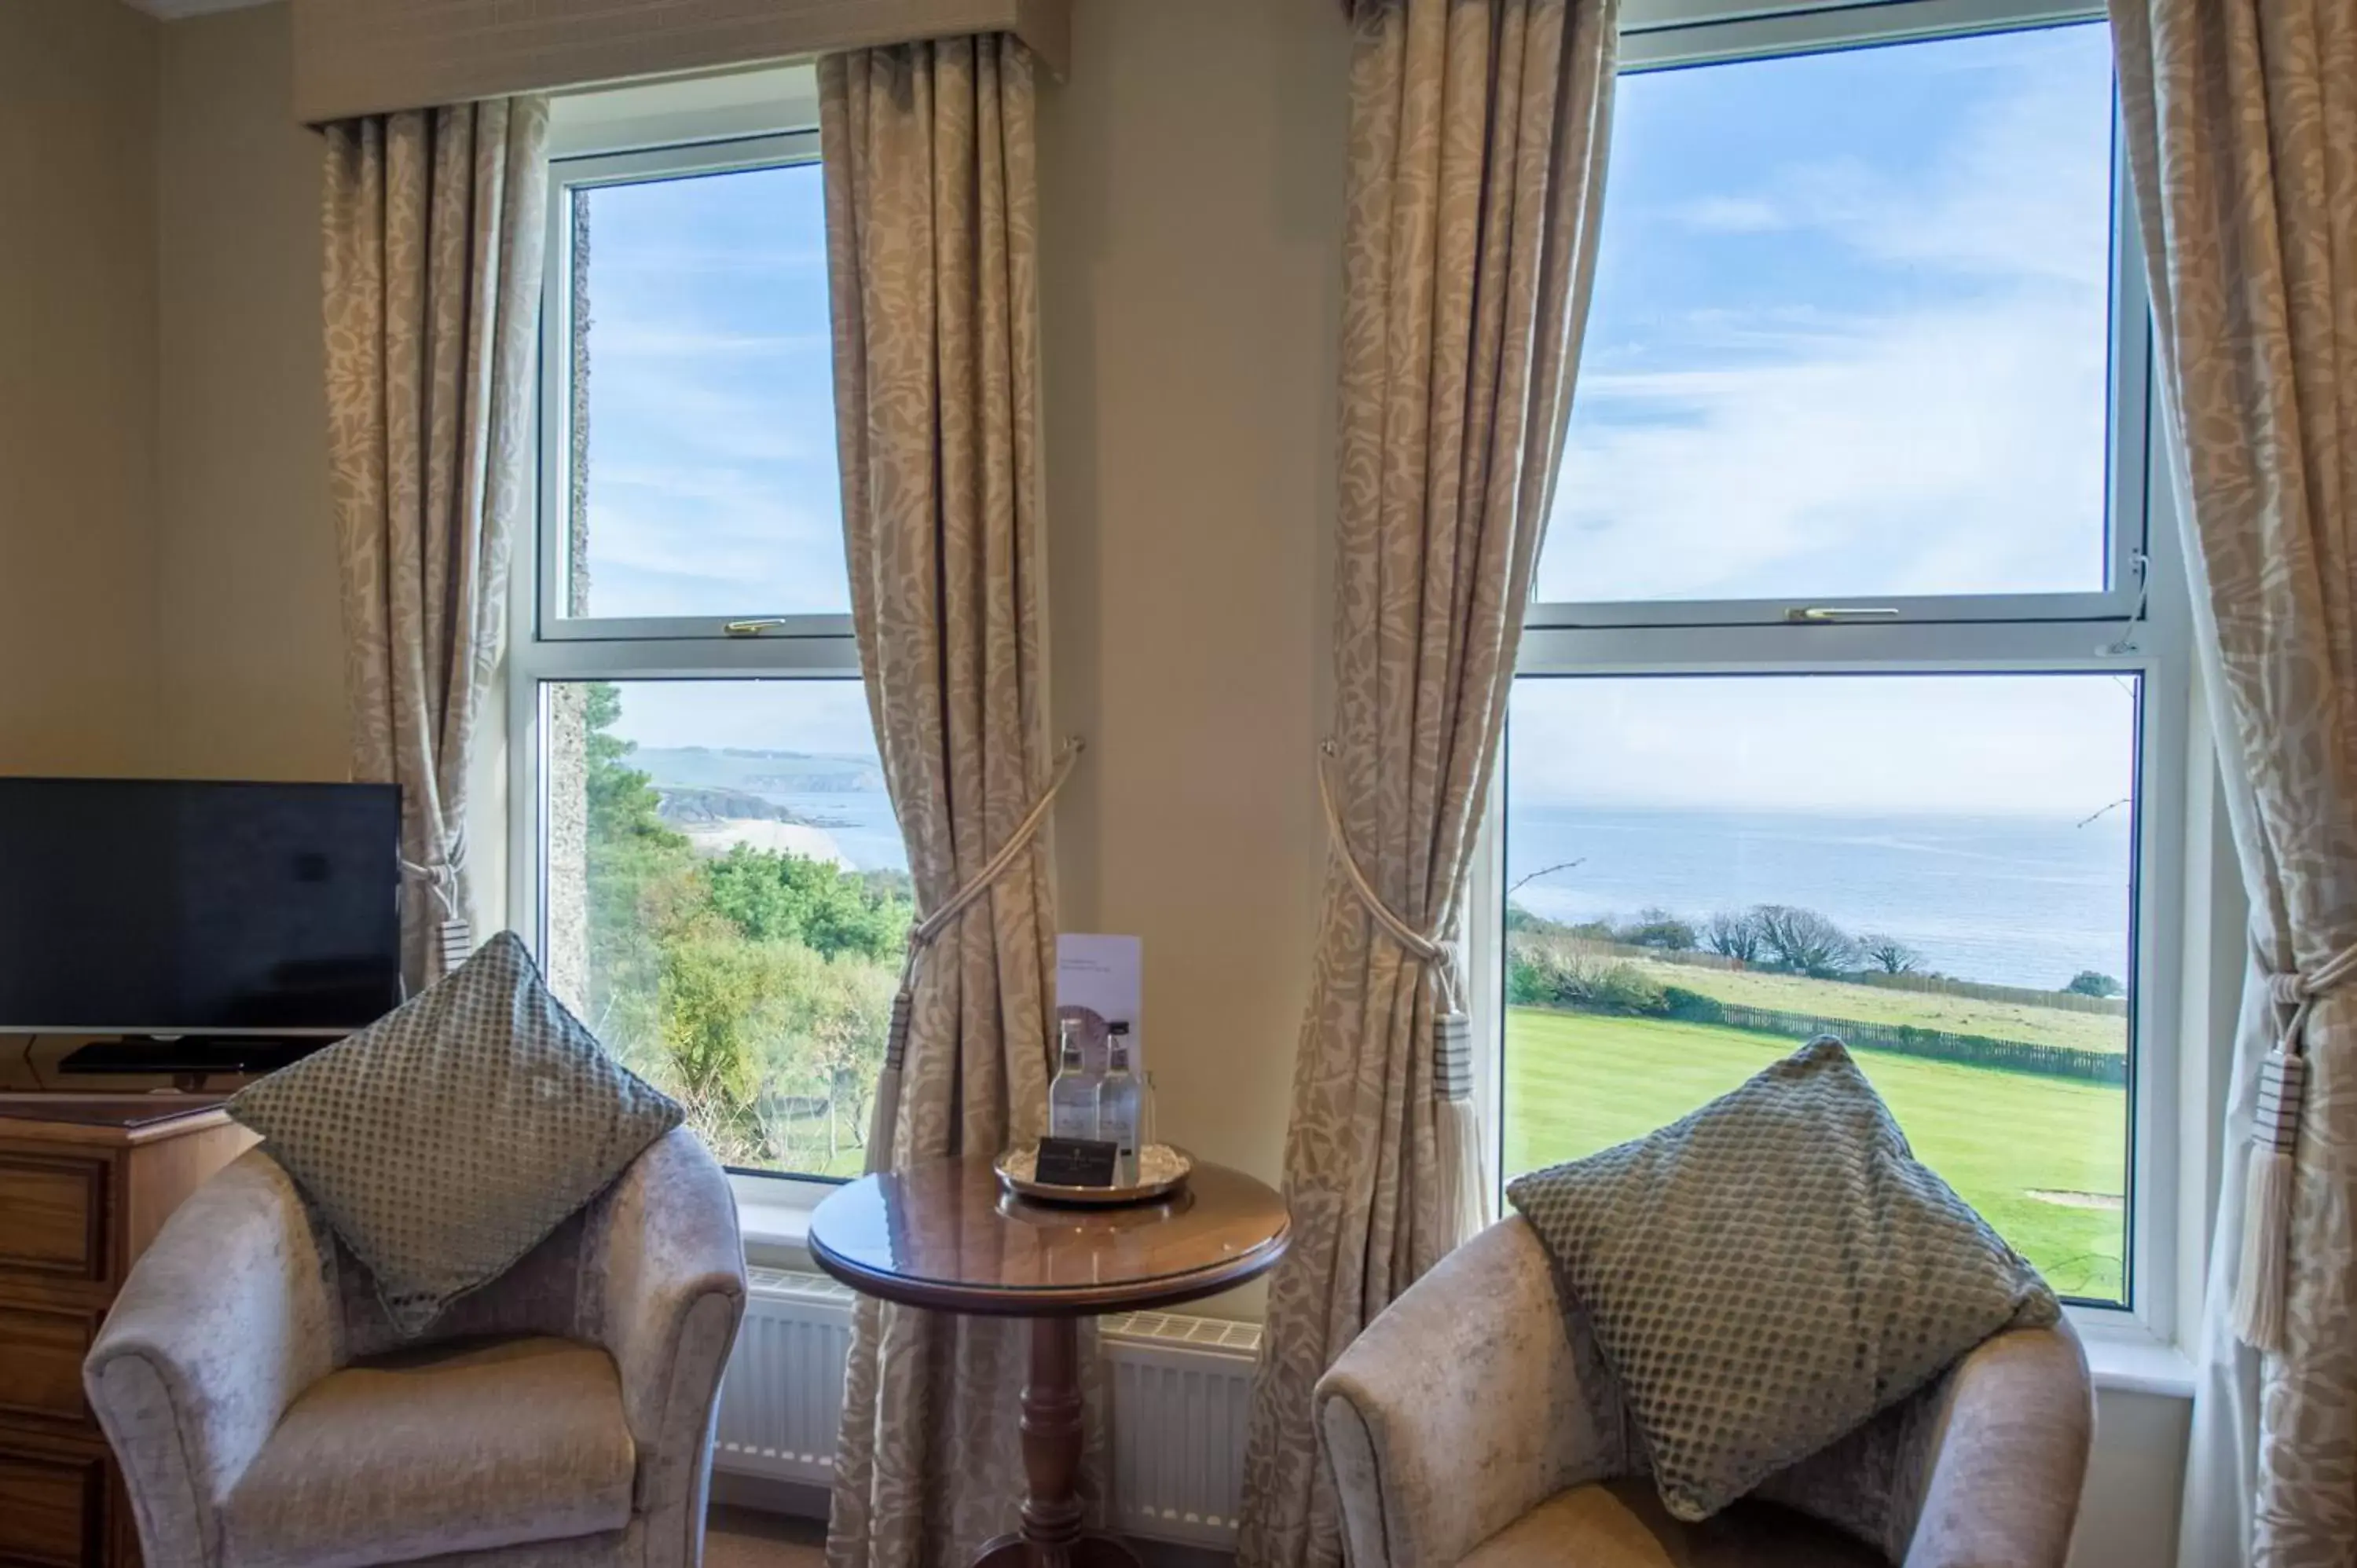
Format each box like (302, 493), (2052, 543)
(1505, 1006), (2127, 1301)
(1607, 954), (2128, 1055)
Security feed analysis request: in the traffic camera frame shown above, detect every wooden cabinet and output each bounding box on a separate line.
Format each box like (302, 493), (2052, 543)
(0, 1098), (256, 1568)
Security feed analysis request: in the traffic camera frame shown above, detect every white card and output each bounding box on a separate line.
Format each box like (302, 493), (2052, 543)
(1056, 933), (1143, 1075)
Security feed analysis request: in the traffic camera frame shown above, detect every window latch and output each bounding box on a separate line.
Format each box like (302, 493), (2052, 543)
(1785, 606), (1902, 624)
(723, 618), (791, 637)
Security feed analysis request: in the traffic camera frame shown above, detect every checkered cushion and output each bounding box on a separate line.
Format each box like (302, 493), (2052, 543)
(1505, 1036), (2057, 1523)
(229, 932), (682, 1336)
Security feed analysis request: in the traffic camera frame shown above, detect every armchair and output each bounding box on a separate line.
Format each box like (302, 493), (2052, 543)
(1316, 1218), (2092, 1568)
(84, 1127), (746, 1568)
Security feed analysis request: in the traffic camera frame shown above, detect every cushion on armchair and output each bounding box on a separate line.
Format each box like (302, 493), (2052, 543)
(229, 932), (682, 1336)
(1505, 1036), (2055, 1525)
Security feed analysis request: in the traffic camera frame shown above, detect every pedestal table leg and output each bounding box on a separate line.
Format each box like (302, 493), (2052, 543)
(970, 1317), (1138, 1568)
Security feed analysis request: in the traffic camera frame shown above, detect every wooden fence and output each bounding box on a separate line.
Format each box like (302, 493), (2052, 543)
(1708, 1002), (2126, 1085)
(1508, 932), (2128, 1016)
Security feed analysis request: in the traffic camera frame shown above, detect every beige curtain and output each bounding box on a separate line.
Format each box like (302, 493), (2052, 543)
(1236, 4), (1617, 1567)
(322, 99), (550, 988)
(2110, 3), (2357, 1565)
(818, 37), (1067, 1568)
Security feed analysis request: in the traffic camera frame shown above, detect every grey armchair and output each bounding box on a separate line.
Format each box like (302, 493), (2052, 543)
(1316, 1218), (2093, 1568)
(85, 1127), (746, 1568)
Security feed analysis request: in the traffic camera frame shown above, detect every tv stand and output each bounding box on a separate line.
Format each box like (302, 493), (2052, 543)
(58, 1036), (326, 1090)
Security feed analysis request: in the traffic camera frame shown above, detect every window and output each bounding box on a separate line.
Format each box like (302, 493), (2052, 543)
(515, 80), (904, 1182)
(1494, 2), (2187, 1321)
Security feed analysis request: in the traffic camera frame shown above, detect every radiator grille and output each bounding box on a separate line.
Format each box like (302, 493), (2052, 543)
(713, 1268), (856, 1485)
(1100, 1311), (1263, 1545)
(712, 1271), (1261, 1545)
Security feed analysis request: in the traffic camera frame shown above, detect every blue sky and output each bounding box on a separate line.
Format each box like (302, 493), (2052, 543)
(579, 161), (844, 621)
(1536, 20), (2117, 604)
(588, 22), (2136, 817)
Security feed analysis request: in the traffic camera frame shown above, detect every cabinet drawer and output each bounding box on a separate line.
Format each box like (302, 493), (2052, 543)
(0, 1306), (97, 1430)
(0, 1158), (109, 1285)
(0, 1445), (103, 1568)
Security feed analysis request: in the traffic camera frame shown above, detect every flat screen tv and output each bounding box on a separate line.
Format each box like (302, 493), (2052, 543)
(0, 778), (403, 1035)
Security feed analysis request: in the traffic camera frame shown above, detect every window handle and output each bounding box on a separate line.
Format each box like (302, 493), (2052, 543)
(724, 618), (791, 637)
(1785, 606), (1902, 624)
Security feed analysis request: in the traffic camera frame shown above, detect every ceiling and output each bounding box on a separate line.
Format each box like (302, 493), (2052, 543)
(123, 0), (276, 18)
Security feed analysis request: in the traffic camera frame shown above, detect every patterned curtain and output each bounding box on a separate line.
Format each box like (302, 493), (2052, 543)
(818, 37), (1068, 1568)
(1236, 3), (1618, 1566)
(321, 100), (550, 989)
(2110, 3), (2357, 1565)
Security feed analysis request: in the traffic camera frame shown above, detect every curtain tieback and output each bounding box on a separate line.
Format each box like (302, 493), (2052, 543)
(1316, 741), (1472, 1102)
(399, 827), (473, 980)
(2231, 936), (2357, 1351)
(865, 738), (1086, 1172)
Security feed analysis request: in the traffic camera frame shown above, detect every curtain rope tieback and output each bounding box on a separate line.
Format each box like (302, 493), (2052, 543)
(1316, 741), (1472, 1102)
(2231, 936), (2357, 1352)
(866, 737), (1087, 1172)
(399, 826), (473, 979)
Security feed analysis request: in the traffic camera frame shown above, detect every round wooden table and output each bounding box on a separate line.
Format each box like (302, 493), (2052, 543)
(807, 1156), (1289, 1568)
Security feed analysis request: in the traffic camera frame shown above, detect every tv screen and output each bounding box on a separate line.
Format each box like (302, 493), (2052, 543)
(0, 778), (403, 1035)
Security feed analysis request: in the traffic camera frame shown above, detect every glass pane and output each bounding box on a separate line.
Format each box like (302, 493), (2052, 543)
(1503, 674), (2135, 1302)
(542, 679), (904, 1176)
(567, 161), (845, 619)
(1534, 24), (2117, 604)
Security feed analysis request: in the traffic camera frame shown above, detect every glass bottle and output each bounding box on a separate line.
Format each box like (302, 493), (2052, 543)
(1048, 1020), (1097, 1142)
(1098, 1026), (1142, 1186)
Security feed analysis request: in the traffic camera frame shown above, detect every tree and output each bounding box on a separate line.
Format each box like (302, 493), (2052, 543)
(577, 681), (911, 1175)
(1616, 907), (1697, 951)
(704, 844), (912, 963)
(1504, 901), (1567, 935)
(2064, 970), (2123, 998)
(1859, 934), (1922, 974)
(1704, 909), (1766, 964)
(1751, 904), (1858, 978)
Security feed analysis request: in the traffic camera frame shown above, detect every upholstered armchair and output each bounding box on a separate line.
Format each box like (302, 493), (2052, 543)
(1317, 1218), (2093, 1568)
(85, 1127), (746, 1568)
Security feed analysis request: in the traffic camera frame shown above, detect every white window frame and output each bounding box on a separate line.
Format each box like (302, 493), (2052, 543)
(508, 82), (863, 1207)
(1470, 0), (2205, 1369)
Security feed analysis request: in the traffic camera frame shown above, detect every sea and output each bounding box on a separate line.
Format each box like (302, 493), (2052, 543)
(1507, 806), (2134, 993)
(726, 786), (2134, 996)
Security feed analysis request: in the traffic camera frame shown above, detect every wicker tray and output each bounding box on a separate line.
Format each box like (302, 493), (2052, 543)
(994, 1141), (1193, 1207)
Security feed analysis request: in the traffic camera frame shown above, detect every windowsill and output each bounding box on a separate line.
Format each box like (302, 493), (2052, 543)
(730, 1171), (834, 1271)
(735, 1188), (816, 1253)
(2069, 1308), (2198, 1399)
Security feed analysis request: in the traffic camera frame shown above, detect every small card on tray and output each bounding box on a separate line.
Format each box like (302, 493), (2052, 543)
(1034, 1137), (1120, 1188)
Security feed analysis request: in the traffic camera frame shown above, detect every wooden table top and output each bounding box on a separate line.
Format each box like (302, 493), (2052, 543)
(807, 1156), (1289, 1317)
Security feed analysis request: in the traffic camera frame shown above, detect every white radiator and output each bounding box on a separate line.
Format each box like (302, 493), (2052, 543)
(712, 1268), (1263, 1548)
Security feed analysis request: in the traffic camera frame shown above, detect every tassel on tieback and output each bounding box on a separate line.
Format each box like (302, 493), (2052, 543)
(2230, 940), (2357, 1353)
(2229, 1046), (2303, 1353)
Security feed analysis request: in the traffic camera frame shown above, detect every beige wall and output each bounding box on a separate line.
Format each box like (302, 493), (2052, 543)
(1039, 0), (1345, 1233)
(0, 0), (161, 775)
(156, 4), (347, 782)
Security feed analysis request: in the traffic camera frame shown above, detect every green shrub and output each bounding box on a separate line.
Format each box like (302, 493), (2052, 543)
(1585, 962), (1667, 1016)
(1660, 986), (1725, 1024)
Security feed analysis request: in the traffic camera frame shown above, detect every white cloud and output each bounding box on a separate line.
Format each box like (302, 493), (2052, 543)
(592, 325), (833, 361)
(1536, 28), (2116, 606)
(1542, 289), (2110, 602)
(1509, 674), (2139, 818)
(1674, 195), (1787, 233)
(604, 676), (879, 758)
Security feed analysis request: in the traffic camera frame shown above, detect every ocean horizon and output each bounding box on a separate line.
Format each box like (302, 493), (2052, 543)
(669, 770), (2132, 998)
(1508, 804), (2132, 994)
